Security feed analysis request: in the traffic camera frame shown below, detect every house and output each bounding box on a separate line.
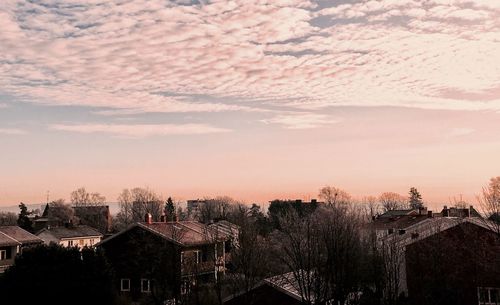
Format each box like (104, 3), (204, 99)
(378, 215), (498, 302)
(223, 272), (309, 305)
(0, 226), (43, 273)
(73, 205), (112, 234)
(97, 214), (231, 304)
(405, 219), (500, 305)
(370, 208), (431, 239)
(36, 224), (103, 248)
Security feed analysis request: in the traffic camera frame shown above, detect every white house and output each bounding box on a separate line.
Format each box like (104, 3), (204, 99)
(36, 225), (103, 249)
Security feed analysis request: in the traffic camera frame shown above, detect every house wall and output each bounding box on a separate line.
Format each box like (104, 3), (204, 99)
(0, 245), (18, 273)
(405, 222), (500, 305)
(60, 237), (101, 248)
(99, 226), (183, 303)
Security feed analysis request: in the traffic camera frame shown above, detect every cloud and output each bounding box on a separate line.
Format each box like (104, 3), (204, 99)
(0, 0), (499, 117)
(49, 123), (230, 138)
(0, 128), (27, 135)
(262, 113), (337, 129)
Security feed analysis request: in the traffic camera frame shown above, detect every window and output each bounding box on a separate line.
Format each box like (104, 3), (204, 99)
(0, 250), (6, 260)
(141, 279), (151, 293)
(194, 250), (201, 264)
(79, 239), (84, 246)
(89, 239), (94, 246)
(121, 279), (130, 292)
(68, 240), (74, 247)
(478, 287), (500, 305)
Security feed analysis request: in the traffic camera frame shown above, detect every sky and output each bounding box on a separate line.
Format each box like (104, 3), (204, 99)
(1, 0), (500, 209)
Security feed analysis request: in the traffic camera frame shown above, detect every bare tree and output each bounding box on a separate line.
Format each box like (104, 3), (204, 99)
(48, 199), (78, 225)
(361, 195), (380, 221)
(226, 205), (272, 303)
(477, 176), (500, 234)
(70, 187), (106, 207)
(0, 212), (18, 226)
(379, 192), (408, 212)
(319, 186), (352, 209)
(380, 239), (405, 305)
(275, 210), (327, 305)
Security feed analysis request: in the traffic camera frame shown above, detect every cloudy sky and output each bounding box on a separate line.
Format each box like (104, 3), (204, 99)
(1, 0), (499, 207)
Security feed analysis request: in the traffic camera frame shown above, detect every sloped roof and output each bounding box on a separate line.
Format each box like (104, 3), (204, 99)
(372, 214), (429, 231)
(36, 225), (102, 240)
(208, 220), (240, 237)
(0, 226), (43, 244)
(98, 221), (230, 247)
(0, 231), (20, 247)
(264, 272), (303, 300)
(378, 209), (418, 218)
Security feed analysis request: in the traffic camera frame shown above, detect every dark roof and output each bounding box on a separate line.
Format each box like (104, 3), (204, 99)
(441, 206), (482, 218)
(0, 231), (20, 247)
(0, 226), (43, 244)
(378, 209), (418, 218)
(37, 225), (102, 239)
(372, 214), (429, 230)
(98, 221), (230, 247)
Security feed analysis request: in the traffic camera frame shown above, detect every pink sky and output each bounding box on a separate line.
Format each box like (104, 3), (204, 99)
(0, 0), (499, 209)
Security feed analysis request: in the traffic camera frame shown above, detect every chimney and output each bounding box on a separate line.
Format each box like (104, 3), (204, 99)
(145, 213), (153, 224)
(160, 214), (166, 222)
(469, 205), (474, 217)
(464, 208), (470, 218)
(427, 210), (433, 218)
(418, 207), (427, 215)
(443, 206), (449, 217)
(311, 199), (317, 204)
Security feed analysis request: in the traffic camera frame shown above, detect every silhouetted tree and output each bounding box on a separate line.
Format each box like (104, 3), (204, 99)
(0, 244), (116, 305)
(379, 192), (407, 212)
(408, 187), (424, 210)
(71, 187), (106, 207)
(17, 202), (33, 233)
(165, 197), (175, 221)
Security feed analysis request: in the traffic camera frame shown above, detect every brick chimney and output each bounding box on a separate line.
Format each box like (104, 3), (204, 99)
(145, 213), (153, 224)
(443, 206), (449, 217)
(427, 210), (433, 218)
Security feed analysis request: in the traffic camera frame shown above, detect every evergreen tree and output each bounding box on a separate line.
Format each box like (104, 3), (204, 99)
(17, 202), (33, 233)
(165, 197), (175, 221)
(409, 187), (424, 209)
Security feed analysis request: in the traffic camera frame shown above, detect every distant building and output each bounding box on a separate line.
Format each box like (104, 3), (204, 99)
(36, 225), (103, 248)
(73, 205), (112, 234)
(0, 226), (43, 273)
(187, 199), (207, 220)
(97, 215), (231, 304)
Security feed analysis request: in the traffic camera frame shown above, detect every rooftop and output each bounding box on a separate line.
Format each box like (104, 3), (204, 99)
(0, 226), (43, 244)
(37, 225), (103, 240)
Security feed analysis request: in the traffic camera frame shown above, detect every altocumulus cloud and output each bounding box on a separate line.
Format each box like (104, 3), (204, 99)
(49, 123), (231, 138)
(0, 0), (499, 124)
